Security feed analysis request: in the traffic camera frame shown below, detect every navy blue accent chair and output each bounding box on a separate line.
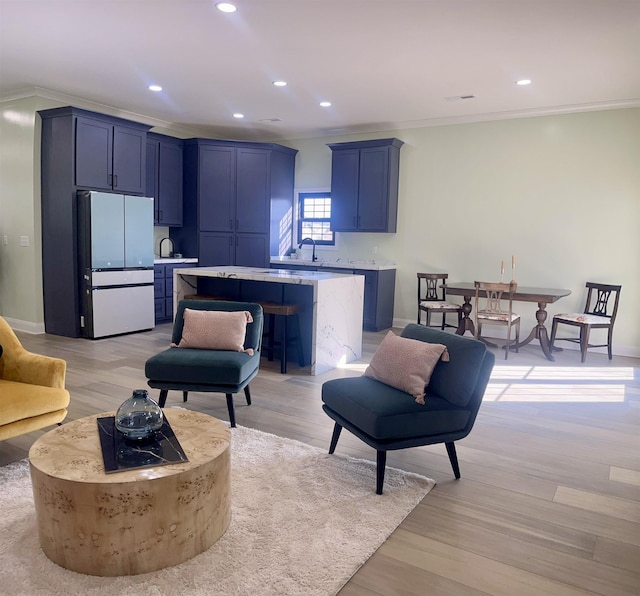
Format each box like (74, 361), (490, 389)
(145, 300), (263, 427)
(322, 325), (495, 494)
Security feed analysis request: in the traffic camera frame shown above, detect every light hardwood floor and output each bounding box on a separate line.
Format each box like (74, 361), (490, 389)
(3, 323), (639, 595)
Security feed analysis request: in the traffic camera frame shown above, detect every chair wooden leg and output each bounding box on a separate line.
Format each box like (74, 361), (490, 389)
(445, 441), (461, 479)
(607, 327), (614, 360)
(182, 391), (188, 403)
(328, 423), (342, 454)
(267, 313), (275, 362)
(280, 315), (288, 374)
(504, 324), (510, 360)
(295, 314), (305, 367)
(225, 393), (236, 428)
(549, 318), (558, 349)
(441, 313), (446, 330)
(158, 389), (169, 407)
(376, 450), (387, 495)
(580, 328), (589, 363)
(244, 385), (252, 405)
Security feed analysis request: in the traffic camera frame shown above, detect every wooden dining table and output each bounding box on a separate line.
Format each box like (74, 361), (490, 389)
(443, 282), (571, 361)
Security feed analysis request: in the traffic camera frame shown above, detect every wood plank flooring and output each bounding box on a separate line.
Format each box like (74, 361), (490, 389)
(2, 323), (639, 595)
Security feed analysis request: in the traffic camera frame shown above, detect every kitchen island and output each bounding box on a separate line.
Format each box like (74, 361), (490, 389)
(271, 257), (396, 331)
(174, 266), (364, 375)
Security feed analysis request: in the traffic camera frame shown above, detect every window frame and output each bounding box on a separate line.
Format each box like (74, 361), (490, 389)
(296, 190), (335, 247)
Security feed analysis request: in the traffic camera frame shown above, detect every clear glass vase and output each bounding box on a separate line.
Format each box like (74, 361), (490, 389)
(115, 389), (164, 442)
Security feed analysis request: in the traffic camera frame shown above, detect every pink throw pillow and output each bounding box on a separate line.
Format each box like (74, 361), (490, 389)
(173, 309), (254, 354)
(364, 331), (449, 405)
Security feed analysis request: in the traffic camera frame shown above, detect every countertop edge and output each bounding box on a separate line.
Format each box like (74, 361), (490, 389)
(270, 257), (396, 271)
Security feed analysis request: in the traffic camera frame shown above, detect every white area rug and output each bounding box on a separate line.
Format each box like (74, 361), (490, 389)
(0, 425), (434, 595)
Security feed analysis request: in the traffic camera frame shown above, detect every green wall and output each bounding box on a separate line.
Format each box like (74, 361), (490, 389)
(285, 109), (640, 356)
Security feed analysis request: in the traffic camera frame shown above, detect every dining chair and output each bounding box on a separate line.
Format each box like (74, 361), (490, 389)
(549, 282), (621, 362)
(474, 281), (520, 360)
(417, 273), (463, 330)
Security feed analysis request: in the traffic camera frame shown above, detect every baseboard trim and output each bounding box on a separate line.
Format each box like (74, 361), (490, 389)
(2, 317), (46, 335)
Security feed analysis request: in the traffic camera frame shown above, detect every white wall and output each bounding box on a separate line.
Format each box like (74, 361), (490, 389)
(1, 96), (638, 355)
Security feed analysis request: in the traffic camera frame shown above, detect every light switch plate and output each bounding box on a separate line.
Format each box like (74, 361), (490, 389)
(19, 235), (29, 247)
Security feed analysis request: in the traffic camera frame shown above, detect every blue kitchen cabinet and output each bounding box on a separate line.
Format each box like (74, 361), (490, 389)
(146, 133), (183, 226)
(75, 113), (147, 194)
(197, 145), (269, 236)
(39, 106), (151, 337)
(328, 138), (404, 233)
(198, 232), (269, 268)
(154, 263), (193, 322)
(173, 139), (297, 268)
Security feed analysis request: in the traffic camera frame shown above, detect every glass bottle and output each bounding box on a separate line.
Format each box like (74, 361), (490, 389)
(115, 389), (164, 441)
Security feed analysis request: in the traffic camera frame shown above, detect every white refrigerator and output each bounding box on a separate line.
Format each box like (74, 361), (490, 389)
(78, 191), (155, 338)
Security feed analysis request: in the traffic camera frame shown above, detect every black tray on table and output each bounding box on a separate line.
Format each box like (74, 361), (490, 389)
(97, 415), (188, 473)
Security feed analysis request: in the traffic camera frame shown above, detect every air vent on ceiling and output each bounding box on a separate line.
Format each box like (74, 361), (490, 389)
(445, 94), (477, 101)
(259, 118), (282, 123)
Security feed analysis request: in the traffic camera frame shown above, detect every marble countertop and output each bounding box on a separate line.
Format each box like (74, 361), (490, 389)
(154, 257), (199, 264)
(270, 256), (396, 271)
(176, 266), (359, 286)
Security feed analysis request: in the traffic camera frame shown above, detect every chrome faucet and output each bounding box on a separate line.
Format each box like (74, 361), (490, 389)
(298, 237), (318, 262)
(159, 237), (175, 258)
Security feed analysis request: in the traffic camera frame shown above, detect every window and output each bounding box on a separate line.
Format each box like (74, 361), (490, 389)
(297, 192), (334, 246)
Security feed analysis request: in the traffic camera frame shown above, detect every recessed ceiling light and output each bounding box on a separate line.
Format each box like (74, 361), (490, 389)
(216, 2), (237, 13)
(233, 113), (244, 119)
(516, 79), (532, 86)
(319, 101), (332, 107)
(273, 81), (287, 87)
(148, 85), (162, 92)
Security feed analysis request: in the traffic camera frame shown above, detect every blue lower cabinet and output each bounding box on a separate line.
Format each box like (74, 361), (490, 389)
(154, 263), (194, 322)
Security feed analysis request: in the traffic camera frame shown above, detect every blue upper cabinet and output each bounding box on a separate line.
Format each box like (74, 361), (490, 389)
(175, 139), (297, 268)
(75, 113), (148, 195)
(146, 132), (183, 226)
(328, 138), (404, 233)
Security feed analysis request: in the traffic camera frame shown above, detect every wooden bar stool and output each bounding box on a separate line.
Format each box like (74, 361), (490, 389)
(259, 302), (305, 374)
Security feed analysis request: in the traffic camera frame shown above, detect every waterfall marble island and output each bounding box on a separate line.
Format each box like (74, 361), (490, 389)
(173, 266), (365, 375)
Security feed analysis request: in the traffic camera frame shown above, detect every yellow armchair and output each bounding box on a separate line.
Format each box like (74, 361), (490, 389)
(0, 316), (70, 441)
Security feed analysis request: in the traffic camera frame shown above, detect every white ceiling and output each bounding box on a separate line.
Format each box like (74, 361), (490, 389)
(1, 0), (639, 141)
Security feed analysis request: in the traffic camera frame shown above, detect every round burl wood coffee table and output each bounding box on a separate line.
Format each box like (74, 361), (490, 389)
(28, 409), (231, 576)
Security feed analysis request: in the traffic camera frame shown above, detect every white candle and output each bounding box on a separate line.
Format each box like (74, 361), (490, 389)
(512, 255), (515, 270)
(501, 260), (504, 275)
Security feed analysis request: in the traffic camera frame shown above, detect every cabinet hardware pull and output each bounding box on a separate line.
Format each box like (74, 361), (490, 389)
(353, 216), (357, 228)
(108, 174), (113, 186)
(114, 174), (118, 188)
